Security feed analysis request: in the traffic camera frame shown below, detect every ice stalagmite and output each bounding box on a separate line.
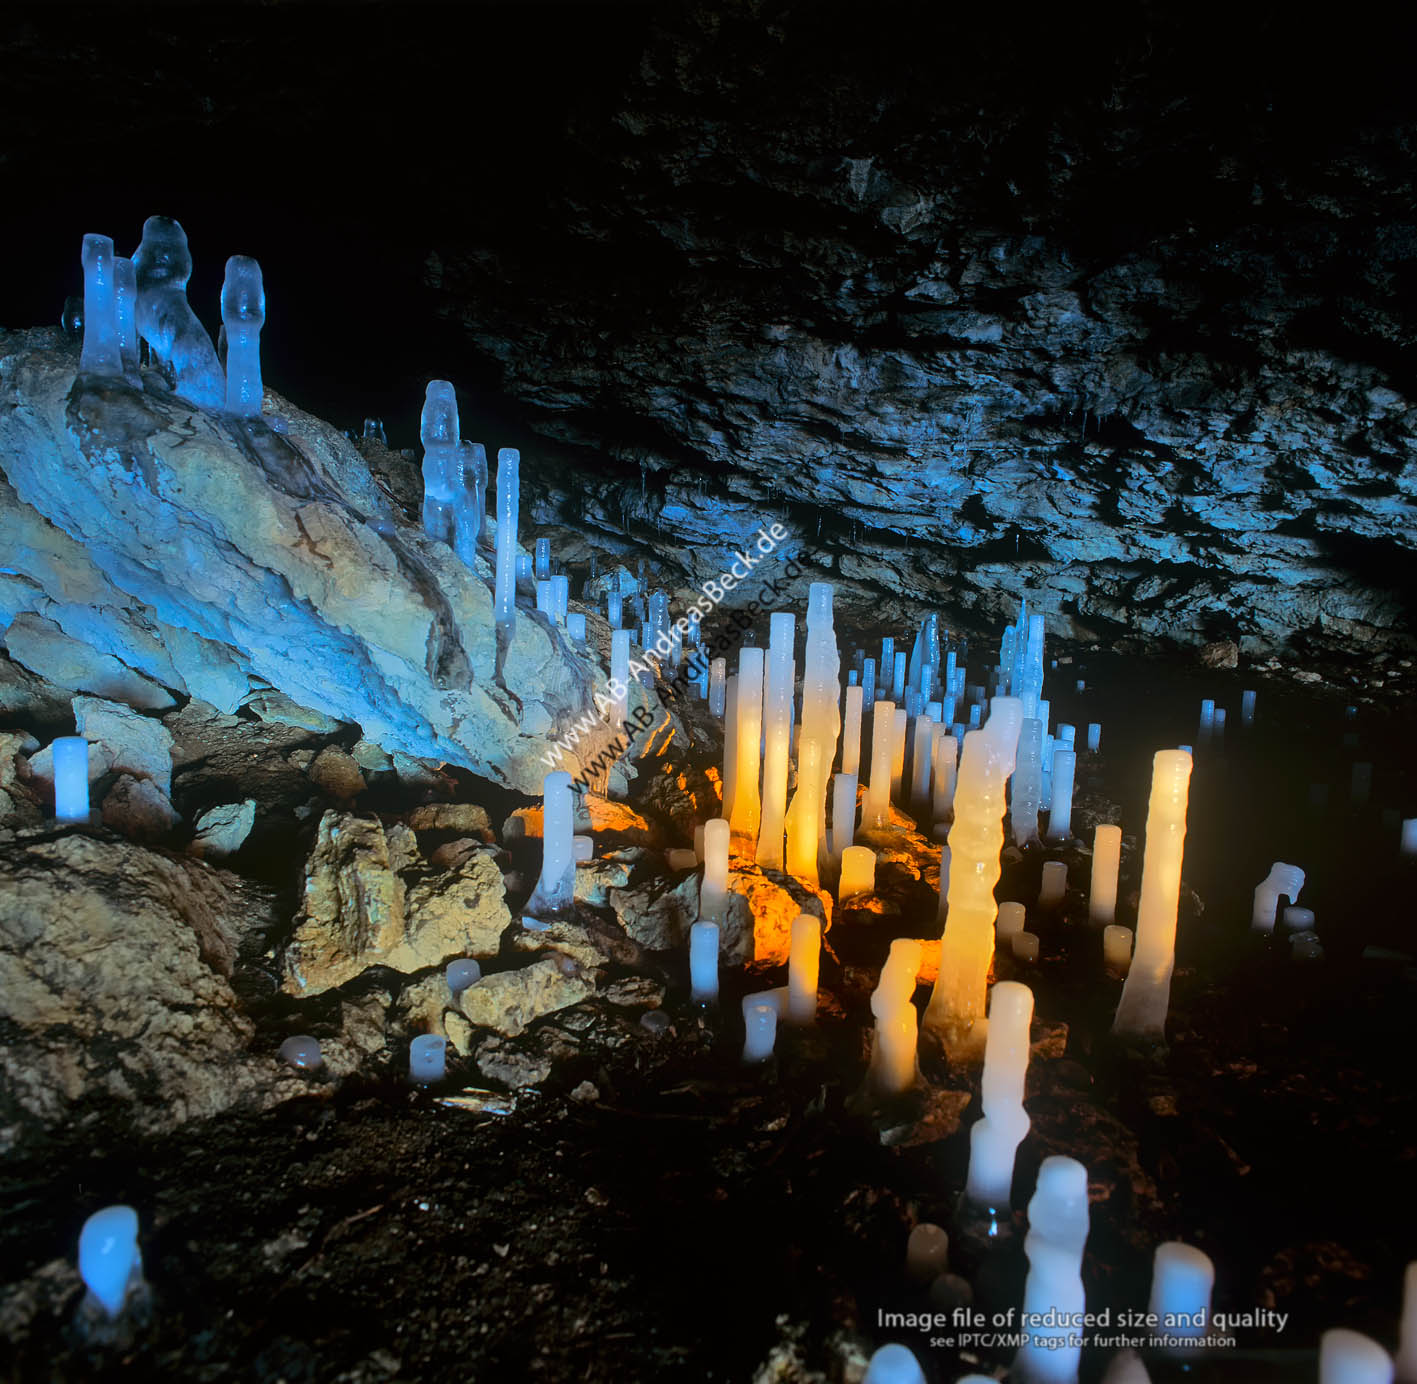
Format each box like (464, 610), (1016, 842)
(494, 448), (520, 631)
(219, 255), (265, 416)
(756, 613), (796, 869)
(79, 234), (122, 377)
(1113, 750), (1193, 1041)
(801, 583), (841, 861)
(452, 441), (488, 565)
(131, 215), (224, 408)
(1015, 1157), (1090, 1384)
(527, 771), (575, 916)
(924, 698), (1022, 1050)
(1012, 718), (1044, 846)
(114, 255), (139, 379)
(420, 381), (460, 545)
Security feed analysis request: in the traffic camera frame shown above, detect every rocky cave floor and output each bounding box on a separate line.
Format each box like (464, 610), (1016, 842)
(2, 646), (1416, 1384)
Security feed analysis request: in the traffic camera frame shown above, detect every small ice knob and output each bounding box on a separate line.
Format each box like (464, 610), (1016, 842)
(446, 959), (482, 998)
(409, 1034), (447, 1083)
(1319, 1328), (1394, 1384)
(741, 996), (778, 1063)
(278, 1035), (323, 1070)
(79, 1205), (142, 1319)
(862, 1342), (926, 1383)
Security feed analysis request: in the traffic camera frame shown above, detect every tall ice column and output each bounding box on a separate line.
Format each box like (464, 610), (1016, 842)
(756, 613), (796, 869)
(729, 649), (765, 848)
(494, 448), (520, 631)
(924, 698), (1022, 1049)
(1112, 750), (1193, 1040)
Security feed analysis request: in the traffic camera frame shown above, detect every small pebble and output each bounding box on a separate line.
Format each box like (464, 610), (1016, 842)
(640, 1009), (671, 1036)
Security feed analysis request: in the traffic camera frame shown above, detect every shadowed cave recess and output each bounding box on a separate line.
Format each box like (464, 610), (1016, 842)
(2, 3), (1417, 1383)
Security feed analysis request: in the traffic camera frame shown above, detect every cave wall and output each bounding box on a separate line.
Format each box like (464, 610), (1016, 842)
(426, 1), (1417, 657)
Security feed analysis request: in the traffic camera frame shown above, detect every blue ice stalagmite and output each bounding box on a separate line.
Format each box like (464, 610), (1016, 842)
(452, 440), (488, 565)
(78, 1205), (143, 1319)
(219, 255), (265, 416)
(114, 256), (139, 379)
(51, 735), (90, 821)
(495, 448), (520, 631)
(131, 216), (224, 408)
(420, 381), (459, 545)
(79, 234), (122, 376)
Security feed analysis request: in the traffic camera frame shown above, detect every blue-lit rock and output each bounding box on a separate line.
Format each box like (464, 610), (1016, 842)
(0, 329), (612, 794)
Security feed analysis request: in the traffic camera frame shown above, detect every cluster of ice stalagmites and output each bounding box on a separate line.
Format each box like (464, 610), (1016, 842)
(78, 216), (259, 415)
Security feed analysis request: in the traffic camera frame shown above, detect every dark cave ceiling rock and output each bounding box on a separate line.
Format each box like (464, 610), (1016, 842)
(429, 1), (1417, 656)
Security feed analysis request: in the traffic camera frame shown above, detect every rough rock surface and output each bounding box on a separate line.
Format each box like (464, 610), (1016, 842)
(189, 799), (257, 860)
(0, 330), (616, 792)
(282, 811), (512, 995)
(0, 829), (300, 1147)
(458, 956), (596, 1038)
(426, 1), (1417, 660)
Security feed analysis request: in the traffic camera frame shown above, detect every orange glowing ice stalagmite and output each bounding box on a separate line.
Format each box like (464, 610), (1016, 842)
(923, 697), (1023, 1052)
(1112, 749), (1193, 1041)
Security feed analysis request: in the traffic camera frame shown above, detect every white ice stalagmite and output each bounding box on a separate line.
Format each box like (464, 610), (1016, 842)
(801, 583), (842, 858)
(889, 706), (908, 801)
(1012, 717), (1044, 847)
(787, 913), (821, 1023)
(786, 736), (824, 887)
(932, 733), (958, 824)
(452, 441), (488, 565)
(730, 648), (766, 848)
(1396, 1261), (1417, 1380)
(864, 700), (896, 830)
(1251, 862), (1306, 932)
(700, 818), (730, 924)
(534, 538), (551, 581)
(527, 771), (575, 916)
(131, 215), (224, 407)
(709, 657), (727, 718)
(722, 674), (739, 817)
(1147, 1242), (1215, 1354)
(1014, 1156), (1090, 1384)
(409, 1034), (447, 1083)
(842, 682), (864, 776)
(1047, 749), (1076, 842)
(925, 698), (1023, 1049)
(839, 844), (875, 899)
(831, 771), (858, 860)
(610, 629), (631, 729)
(1090, 825), (1122, 925)
(420, 381), (460, 544)
(494, 448), (520, 631)
(79, 234), (123, 377)
(114, 255), (139, 379)
(868, 939), (922, 1094)
(909, 713), (934, 816)
(862, 1342), (927, 1383)
(220, 255), (265, 416)
(690, 920), (720, 1003)
(757, 613), (796, 869)
(1320, 1330), (1394, 1384)
(742, 996), (778, 1063)
(962, 980), (1034, 1217)
(1112, 750), (1193, 1041)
